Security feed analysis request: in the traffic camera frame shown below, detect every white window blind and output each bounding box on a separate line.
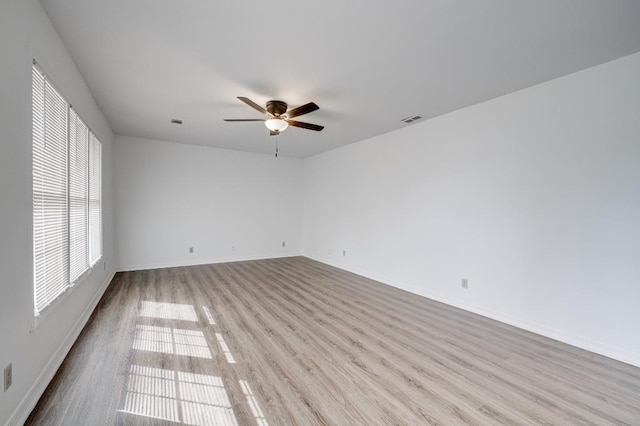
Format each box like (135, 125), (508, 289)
(69, 108), (89, 282)
(32, 64), (70, 314)
(32, 62), (103, 316)
(89, 132), (102, 265)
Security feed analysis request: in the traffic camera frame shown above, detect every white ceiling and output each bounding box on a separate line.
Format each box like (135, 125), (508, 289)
(39, 0), (640, 158)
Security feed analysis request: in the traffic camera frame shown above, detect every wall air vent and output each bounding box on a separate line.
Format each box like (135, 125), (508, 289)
(401, 115), (423, 124)
(171, 118), (183, 124)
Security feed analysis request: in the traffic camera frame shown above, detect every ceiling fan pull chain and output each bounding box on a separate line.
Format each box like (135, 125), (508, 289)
(275, 134), (279, 158)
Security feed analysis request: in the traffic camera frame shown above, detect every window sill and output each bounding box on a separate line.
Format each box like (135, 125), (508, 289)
(31, 256), (104, 331)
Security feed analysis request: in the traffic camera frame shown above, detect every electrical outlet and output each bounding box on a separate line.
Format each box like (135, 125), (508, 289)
(282, 241), (286, 247)
(461, 278), (469, 289)
(4, 363), (12, 392)
(189, 247), (194, 254)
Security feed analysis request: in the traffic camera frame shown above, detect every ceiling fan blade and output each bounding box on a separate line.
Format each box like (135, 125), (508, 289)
(287, 120), (324, 131)
(223, 119), (266, 122)
(237, 97), (267, 115)
(285, 102), (319, 119)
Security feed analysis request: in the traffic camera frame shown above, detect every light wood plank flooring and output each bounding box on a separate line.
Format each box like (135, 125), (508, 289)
(27, 257), (640, 425)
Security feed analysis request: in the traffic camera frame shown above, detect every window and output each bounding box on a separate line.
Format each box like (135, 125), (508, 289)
(32, 62), (102, 316)
(89, 132), (102, 265)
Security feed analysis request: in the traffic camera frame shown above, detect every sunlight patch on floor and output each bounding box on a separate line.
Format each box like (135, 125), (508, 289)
(120, 365), (238, 426)
(239, 380), (269, 426)
(132, 324), (213, 359)
(139, 301), (199, 322)
(215, 333), (236, 364)
(202, 306), (216, 324)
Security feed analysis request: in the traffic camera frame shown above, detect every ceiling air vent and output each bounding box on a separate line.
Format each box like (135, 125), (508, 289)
(171, 118), (183, 124)
(401, 115), (423, 124)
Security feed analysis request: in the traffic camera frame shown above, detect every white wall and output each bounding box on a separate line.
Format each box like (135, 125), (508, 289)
(114, 136), (303, 270)
(303, 52), (640, 367)
(0, 1), (115, 424)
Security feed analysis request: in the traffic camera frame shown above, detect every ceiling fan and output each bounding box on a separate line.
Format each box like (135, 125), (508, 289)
(224, 97), (324, 135)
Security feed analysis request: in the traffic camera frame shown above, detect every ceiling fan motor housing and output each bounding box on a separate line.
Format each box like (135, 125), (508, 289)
(266, 100), (288, 116)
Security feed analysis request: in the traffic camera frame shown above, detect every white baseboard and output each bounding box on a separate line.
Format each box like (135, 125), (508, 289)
(116, 252), (302, 272)
(304, 254), (640, 368)
(6, 269), (116, 426)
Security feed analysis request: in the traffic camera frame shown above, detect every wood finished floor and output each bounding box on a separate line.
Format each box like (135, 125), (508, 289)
(27, 257), (640, 425)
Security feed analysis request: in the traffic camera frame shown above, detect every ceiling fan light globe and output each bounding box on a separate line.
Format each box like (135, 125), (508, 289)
(265, 118), (288, 132)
